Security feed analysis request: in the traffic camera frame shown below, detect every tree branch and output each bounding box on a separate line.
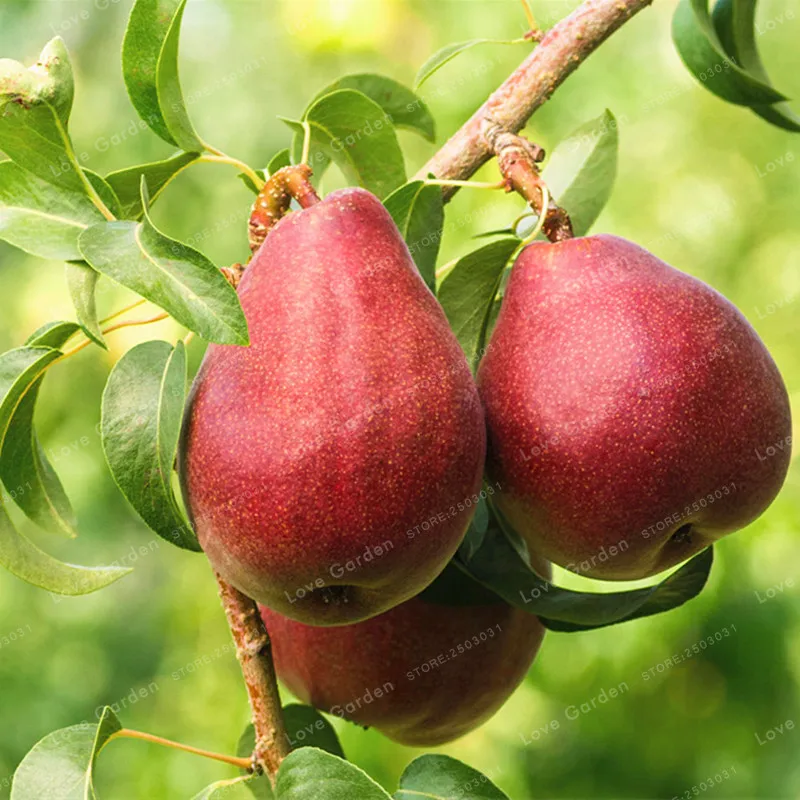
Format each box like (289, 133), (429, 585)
(416, 0), (653, 189)
(216, 575), (290, 779)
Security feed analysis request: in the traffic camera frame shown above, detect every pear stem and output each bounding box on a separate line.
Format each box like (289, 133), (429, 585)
(216, 575), (290, 781)
(248, 164), (320, 253)
(483, 122), (573, 242)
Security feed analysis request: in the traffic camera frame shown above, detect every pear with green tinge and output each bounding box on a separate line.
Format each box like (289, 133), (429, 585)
(179, 188), (486, 625)
(478, 234), (792, 580)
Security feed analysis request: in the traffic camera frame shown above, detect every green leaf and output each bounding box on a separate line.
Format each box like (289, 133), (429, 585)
(106, 151), (201, 219)
(311, 74), (435, 142)
(383, 180), (443, 291)
(437, 238), (519, 370)
(236, 709), (344, 800)
(0, 96), (84, 192)
(0, 161), (107, 261)
(192, 777), (265, 800)
(458, 509), (714, 632)
(11, 707), (121, 800)
(415, 39), (527, 89)
(285, 89), (406, 199)
(102, 340), (200, 551)
(395, 754), (510, 799)
(267, 149), (292, 175)
(711, 0), (800, 132)
(283, 705), (346, 758)
(122, 0), (203, 150)
(672, 0), (787, 106)
(78, 187), (249, 345)
(275, 748), (392, 800)
(542, 110), (618, 237)
(0, 322), (80, 537)
(0, 346), (130, 594)
(0, 37), (74, 127)
(65, 261), (106, 348)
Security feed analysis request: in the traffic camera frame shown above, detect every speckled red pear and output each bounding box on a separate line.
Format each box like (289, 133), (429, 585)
(260, 592), (546, 747)
(478, 234), (791, 580)
(179, 188), (485, 625)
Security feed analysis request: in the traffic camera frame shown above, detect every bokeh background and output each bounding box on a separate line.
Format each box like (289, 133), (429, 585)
(1, 0), (798, 797)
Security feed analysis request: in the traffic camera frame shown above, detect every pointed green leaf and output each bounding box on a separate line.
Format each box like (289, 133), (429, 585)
(65, 261), (106, 348)
(78, 190), (249, 345)
(437, 238), (519, 370)
(0, 322), (80, 537)
(457, 509), (714, 632)
(11, 708), (121, 800)
(0, 345), (130, 593)
(106, 151), (201, 219)
(672, 0), (787, 106)
(311, 74), (435, 141)
(396, 755), (510, 800)
(284, 89), (406, 199)
(122, 0), (203, 150)
(0, 98), (84, 192)
(276, 748), (392, 800)
(415, 39), (527, 89)
(383, 180), (443, 291)
(282, 706), (345, 758)
(542, 110), (619, 237)
(102, 340), (199, 551)
(0, 500), (130, 595)
(267, 149), (292, 176)
(711, 0), (800, 132)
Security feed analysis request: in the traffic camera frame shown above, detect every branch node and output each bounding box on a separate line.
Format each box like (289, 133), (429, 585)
(481, 121), (573, 243)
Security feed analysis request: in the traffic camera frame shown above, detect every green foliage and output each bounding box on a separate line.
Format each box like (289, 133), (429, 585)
(284, 89), (406, 199)
(310, 74), (436, 142)
(542, 110), (619, 237)
(106, 151), (202, 220)
(672, 0), (799, 130)
(79, 183), (249, 346)
(437, 238), (519, 370)
(275, 748), (392, 800)
(383, 180), (444, 290)
(101, 340), (199, 551)
(415, 39), (530, 89)
(0, 322), (80, 538)
(0, 162), (106, 261)
(396, 754), (510, 799)
(10, 708), (120, 800)
(122, 0), (203, 150)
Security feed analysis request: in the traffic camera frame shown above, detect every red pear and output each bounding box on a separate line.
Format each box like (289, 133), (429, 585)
(260, 592), (546, 746)
(478, 234), (791, 580)
(179, 188), (485, 625)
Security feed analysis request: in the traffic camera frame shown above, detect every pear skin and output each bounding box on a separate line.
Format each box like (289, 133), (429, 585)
(478, 235), (791, 580)
(180, 189), (486, 624)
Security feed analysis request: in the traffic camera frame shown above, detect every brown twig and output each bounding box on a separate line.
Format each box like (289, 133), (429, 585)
(416, 0), (653, 192)
(483, 121), (573, 242)
(248, 164), (320, 253)
(216, 575), (290, 779)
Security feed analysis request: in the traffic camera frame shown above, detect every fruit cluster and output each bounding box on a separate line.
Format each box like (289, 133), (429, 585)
(179, 184), (791, 746)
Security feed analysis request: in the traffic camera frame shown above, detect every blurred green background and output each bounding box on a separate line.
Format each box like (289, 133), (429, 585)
(1, 0), (798, 797)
